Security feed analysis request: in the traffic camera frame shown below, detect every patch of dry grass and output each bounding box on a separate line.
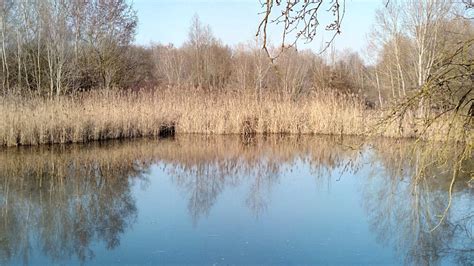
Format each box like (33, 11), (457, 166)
(0, 89), (467, 146)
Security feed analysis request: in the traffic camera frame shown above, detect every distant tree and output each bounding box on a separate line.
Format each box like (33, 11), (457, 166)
(183, 15), (232, 91)
(152, 44), (183, 88)
(82, 0), (137, 89)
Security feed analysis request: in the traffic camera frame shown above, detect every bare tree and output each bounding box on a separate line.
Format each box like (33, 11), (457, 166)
(83, 0), (137, 89)
(371, 1), (408, 99)
(0, 0), (12, 94)
(0, 0), (138, 94)
(183, 15), (232, 91)
(153, 44), (185, 88)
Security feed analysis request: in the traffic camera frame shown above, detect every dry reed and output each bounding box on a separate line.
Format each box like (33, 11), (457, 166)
(0, 89), (467, 146)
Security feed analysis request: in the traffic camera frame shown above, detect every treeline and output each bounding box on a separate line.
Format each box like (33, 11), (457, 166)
(368, 0), (473, 109)
(0, 0), (137, 95)
(151, 20), (368, 101)
(0, 0), (472, 108)
(0, 0), (367, 101)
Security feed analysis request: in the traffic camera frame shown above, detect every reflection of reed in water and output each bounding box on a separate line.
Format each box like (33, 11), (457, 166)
(0, 135), (471, 264)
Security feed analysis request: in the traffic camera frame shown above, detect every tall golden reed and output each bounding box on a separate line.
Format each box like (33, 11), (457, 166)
(0, 89), (466, 146)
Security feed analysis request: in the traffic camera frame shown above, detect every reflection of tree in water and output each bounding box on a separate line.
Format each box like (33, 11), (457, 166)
(163, 136), (471, 265)
(168, 159), (283, 222)
(0, 142), (151, 264)
(362, 140), (473, 265)
(158, 135), (363, 222)
(0, 136), (471, 265)
(163, 138), (285, 223)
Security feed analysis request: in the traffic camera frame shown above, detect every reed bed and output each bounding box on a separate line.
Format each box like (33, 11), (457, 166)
(0, 89), (467, 146)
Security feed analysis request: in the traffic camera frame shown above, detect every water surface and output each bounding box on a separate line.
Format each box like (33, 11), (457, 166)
(0, 136), (472, 265)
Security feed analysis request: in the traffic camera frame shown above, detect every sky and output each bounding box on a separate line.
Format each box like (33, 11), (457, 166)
(132, 0), (382, 54)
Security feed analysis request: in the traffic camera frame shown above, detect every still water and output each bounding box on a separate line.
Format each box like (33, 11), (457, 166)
(0, 135), (472, 265)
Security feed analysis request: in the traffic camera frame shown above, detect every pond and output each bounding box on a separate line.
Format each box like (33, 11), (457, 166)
(0, 135), (472, 265)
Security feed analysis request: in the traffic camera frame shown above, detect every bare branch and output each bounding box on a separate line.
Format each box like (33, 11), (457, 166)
(256, 0), (345, 59)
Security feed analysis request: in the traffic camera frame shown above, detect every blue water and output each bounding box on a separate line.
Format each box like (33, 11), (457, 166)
(0, 136), (472, 265)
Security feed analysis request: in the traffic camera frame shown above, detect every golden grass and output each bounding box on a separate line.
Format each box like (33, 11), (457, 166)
(0, 89), (468, 146)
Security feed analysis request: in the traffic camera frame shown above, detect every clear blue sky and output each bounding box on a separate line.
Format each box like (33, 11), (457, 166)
(132, 0), (382, 54)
